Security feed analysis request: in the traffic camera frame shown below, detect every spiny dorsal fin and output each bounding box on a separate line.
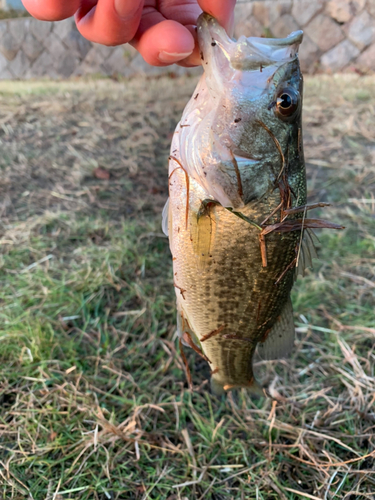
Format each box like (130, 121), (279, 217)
(257, 296), (295, 360)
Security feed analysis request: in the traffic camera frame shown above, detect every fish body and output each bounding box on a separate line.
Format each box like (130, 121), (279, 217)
(165, 14), (307, 394)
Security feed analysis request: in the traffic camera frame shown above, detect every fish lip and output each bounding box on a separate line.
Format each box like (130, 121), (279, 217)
(244, 30), (304, 47)
(197, 13), (303, 70)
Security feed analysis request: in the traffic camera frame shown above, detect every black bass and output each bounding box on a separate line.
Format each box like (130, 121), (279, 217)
(163, 14), (340, 395)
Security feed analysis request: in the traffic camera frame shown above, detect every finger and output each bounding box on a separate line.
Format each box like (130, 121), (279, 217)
(198, 0), (236, 32)
(75, 0), (144, 46)
(21, 0), (80, 20)
(132, 16), (195, 66)
(158, 0), (201, 26)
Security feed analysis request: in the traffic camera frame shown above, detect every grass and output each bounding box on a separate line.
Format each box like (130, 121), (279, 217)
(0, 74), (374, 500)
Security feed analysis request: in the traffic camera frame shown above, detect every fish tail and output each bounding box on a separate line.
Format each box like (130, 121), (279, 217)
(210, 375), (265, 397)
(210, 376), (227, 396)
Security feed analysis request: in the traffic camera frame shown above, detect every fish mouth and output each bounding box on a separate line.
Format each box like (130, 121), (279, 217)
(197, 13), (303, 71)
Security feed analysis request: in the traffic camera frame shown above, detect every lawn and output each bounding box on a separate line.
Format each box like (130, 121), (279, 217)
(0, 74), (374, 500)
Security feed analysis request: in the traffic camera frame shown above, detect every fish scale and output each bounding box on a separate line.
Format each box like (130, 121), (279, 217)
(170, 170), (299, 389)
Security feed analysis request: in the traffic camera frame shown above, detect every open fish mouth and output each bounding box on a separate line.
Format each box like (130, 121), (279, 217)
(197, 13), (303, 72)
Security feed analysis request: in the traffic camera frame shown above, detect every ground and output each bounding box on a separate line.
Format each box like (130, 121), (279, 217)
(0, 74), (374, 500)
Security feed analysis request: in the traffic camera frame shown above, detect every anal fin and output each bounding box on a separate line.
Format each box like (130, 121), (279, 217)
(257, 296), (295, 360)
(176, 300), (199, 348)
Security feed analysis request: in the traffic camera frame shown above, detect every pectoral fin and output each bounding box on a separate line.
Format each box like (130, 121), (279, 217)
(296, 228), (319, 277)
(257, 296), (295, 360)
(191, 201), (217, 271)
(162, 198), (170, 237)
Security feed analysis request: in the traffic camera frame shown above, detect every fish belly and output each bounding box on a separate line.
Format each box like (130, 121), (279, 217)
(169, 167), (298, 389)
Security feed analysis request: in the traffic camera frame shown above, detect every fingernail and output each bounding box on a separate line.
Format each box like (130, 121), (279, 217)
(158, 50), (193, 64)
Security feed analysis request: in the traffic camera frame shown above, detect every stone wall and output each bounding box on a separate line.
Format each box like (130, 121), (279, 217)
(0, 0), (374, 79)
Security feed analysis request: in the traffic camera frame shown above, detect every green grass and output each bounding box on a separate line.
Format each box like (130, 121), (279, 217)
(0, 75), (375, 499)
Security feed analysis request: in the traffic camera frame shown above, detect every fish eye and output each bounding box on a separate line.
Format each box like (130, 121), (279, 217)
(275, 87), (300, 120)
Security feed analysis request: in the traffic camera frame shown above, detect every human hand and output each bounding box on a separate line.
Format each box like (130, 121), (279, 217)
(21, 0), (236, 66)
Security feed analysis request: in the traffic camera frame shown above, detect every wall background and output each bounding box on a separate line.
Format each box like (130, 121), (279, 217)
(0, 0), (374, 79)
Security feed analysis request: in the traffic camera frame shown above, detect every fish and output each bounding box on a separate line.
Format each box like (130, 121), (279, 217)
(163, 13), (343, 395)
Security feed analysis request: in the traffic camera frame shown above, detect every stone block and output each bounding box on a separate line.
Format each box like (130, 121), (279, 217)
(29, 18), (52, 43)
(298, 34), (320, 73)
(54, 52), (80, 77)
(0, 50), (9, 73)
(305, 14), (345, 51)
(271, 14), (300, 38)
(356, 41), (375, 69)
(326, 0), (353, 23)
(292, 0), (324, 26)
(348, 10), (375, 50)
(8, 19), (27, 47)
(234, 13), (264, 39)
(7, 48), (30, 78)
(44, 31), (66, 60)
(100, 46), (133, 77)
(352, 0), (367, 13)
(89, 42), (115, 59)
(252, 0), (292, 28)
(62, 28), (92, 59)
(252, 2), (270, 26)
(234, 2), (253, 21)
(320, 39), (360, 71)
(0, 21), (7, 39)
(23, 32), (44, 62)
(233, 4), (252, 37)
(0, 29), (19, 60)
(53, 17), (75, 41)
(367, 0), (375, 18)
(0, 68), (14, 80)
(26, 50), (59, 78)
(73, 46), (106, 75)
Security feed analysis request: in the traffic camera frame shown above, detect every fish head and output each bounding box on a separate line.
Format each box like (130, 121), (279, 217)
(196, 14), (304, 206)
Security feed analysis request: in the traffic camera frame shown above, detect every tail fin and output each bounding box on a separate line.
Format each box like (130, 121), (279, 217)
(210, 376), (227, 396)
(210, 375), (265, 397)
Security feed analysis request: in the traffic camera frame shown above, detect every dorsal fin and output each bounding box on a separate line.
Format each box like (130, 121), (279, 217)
(257, 296), (295, 360)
